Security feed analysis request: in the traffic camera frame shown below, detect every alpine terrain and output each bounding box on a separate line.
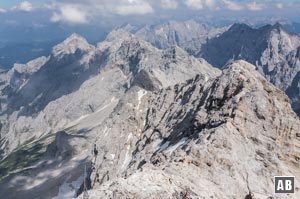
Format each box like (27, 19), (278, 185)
(199, 23), (300, 114)
(135, 21), (300, 115)
(0, 25), (299, 199)
(134, 20), (228, 55)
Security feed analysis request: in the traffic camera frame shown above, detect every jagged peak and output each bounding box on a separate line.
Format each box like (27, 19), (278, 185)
(217, 60), (288, 104)
(219, 61), (249, 80)
(222, 60), (291, 99)
(97, 28), (157, 55)
(228, 22), (288, 35)
(272, 22), (298, 36)
(260, 22), (295, 36)
(96, 29), (135, 51)
(224, 60), (256, 72)
(163, 45), (189, 57)
(26, 56), (48, 68)
(228, 23), (288, 35)
(263, 22), (284, 33)
(9, 56), (48, 75)
(222, 60), (267, 83)
(118, 23), (141, 33)
(229, 23), (253, 32)
(51, 33), (93, 58)
(114, 36), (158, 61)
(65, 33), (86, 42)
(105, 29), (133, 42)
(273, 22), (283, 29)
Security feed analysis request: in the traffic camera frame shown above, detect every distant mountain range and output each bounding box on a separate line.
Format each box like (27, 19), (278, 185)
(131, 20), (300, 114)
(134, 20), (229, 54)
(1, 18), (300, 70)
(198, 23), (300, 114)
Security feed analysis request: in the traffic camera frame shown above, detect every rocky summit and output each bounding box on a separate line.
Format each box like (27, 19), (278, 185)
(0, 27), (299, 199)
(78, 60), (300, 199)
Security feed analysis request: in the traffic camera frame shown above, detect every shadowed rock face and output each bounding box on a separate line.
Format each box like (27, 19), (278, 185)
(199, 23), (300, 114)
(200, 23), (271, 68)
(135, 22), (300, 115)
(6, 34), (101, 116)
(46, 131), (74, 159)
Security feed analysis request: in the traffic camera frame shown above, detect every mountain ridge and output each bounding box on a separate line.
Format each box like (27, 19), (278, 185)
(199, 22), (300, 114)
(80, 60), (300, 198)
(0, 27), (299, 199)
(0, 29), (219, 156)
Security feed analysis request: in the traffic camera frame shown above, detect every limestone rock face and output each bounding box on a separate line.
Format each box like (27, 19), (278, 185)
(0, 30), (218, 156)
(80, 61), (300, 199)
(0, 31), (220, 199)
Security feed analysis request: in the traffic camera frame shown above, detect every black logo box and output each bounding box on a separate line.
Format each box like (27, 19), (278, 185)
(274, 176), (295, 194)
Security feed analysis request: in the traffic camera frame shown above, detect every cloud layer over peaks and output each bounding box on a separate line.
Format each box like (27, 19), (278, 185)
(4, 0), (299, 24)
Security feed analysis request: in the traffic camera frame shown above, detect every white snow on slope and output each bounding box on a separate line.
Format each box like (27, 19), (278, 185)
(137, 89), (147, 110)
(165, 137), (188, 155)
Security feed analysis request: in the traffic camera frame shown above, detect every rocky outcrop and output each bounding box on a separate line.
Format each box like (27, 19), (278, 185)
(79, 61), (300, 198)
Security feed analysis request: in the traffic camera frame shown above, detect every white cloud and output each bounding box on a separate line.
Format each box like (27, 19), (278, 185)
(222, 0), (244, 11)
(48, 0), (154, 24)
(160, 0), (178, 9)
(0, 7), (7, 13)
(45, 0), (285, 24)
(12, 1), (34, 12)
(185, 0), (215, 10)
(50, 4), (89, 24)
(205, 0), (215, 8)
(44, 2), (56, 10)
(115, 1), (153, 15)
(276, 3), (283, 9)
(247, 1), (264, 11)
(185, 0), (204, 10)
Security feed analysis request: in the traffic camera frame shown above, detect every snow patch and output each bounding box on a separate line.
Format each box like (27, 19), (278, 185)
(110, 154), (115, 160)
(165, 137), (189, 155)
(157, 141), (170, 153)
(103, 126), (109, 137)
(156, 137), (189, 155)
(137, 90), (147, 110)
(95, 97), (116, 113)
(122, 150), (131, 170)
(152, 139), (163, 151)
(127, 133), (133, 141)
(29, 93), (43, 106)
